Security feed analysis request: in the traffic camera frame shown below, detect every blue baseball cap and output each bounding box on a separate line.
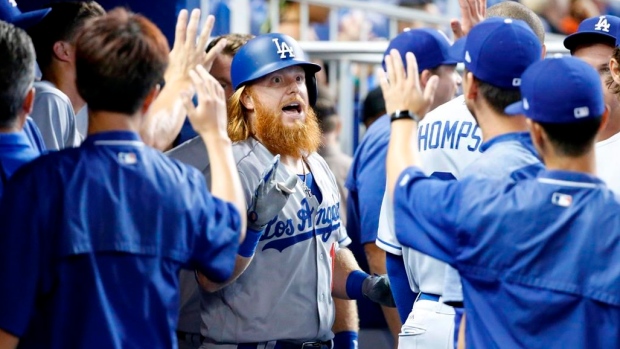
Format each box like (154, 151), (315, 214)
(564, 15), (620, 51)
(505, 57), (605, 123)
(0, 0), (50, 29)
(449, 17), (542, 89)
(382, 28), (458, 73)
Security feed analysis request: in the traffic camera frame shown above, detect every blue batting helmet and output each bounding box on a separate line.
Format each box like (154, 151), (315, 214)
(231, 33), (321, 106)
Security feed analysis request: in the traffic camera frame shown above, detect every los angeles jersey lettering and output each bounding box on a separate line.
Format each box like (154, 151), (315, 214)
(261, 198), (341, 252)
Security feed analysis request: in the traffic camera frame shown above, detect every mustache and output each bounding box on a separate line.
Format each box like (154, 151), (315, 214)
(278, 95), (308, 110)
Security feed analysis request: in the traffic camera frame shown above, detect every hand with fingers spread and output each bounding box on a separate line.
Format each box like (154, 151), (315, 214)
(181, 65), (228, 138)
(165, 9), (228, 85)
(451, 0), (486, 39)
(247, 155), (297, 232)
(379, 49), (438, 120)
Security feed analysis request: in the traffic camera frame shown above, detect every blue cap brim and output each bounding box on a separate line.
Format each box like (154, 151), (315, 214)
(564, 31), (616, 51)
(13, 8), (51, 29)
(447, 37), (467, 63)
(504, 100), (526, 116)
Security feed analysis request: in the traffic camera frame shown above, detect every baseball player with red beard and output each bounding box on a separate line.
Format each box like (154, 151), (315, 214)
(168, 33), (394, 349)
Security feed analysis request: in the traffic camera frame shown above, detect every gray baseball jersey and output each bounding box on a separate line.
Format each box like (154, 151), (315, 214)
(167, 136), (351, 344)
(30, 81), (81, 150)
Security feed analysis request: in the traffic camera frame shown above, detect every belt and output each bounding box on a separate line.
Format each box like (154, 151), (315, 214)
(238, 340), (333, 349)
(417, 292), (441, 302)
(176, 330), (205, 345)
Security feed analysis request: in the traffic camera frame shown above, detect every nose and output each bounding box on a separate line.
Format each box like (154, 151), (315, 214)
(287, 77), (301, 95)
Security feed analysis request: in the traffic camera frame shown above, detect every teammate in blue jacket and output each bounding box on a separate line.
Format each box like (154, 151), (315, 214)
(0, 21), (41, 198)
(383, 41), (620, 347)
(0, 8), (247, 349)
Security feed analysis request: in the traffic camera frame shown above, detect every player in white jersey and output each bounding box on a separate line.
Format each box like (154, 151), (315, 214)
(376, 95), (481, 349)
(377, 2), (549, 348)
(564, 15), (620, 193)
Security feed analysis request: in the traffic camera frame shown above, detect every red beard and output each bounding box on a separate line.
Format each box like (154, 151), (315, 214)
(251, 93), (322, 158)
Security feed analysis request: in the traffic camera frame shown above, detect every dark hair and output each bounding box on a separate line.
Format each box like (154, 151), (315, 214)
(0, 21), (35, 128)
(27, 1), (105, 70)
(362, 86), (386, 127)
(314, 98), (338, 133)
(539, 118), (602, 156)
(475, 77), (521, 115)
(487, 1), (545, 44)
(206, 33), (254, 56)
(75, 8), (170, 115)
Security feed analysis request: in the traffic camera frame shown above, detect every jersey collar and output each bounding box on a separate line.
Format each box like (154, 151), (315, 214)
(0, 131), (33, 149)
(83, 131), (143, 147)
(539, 170), (605, 186)
(480, 131), (530, 151)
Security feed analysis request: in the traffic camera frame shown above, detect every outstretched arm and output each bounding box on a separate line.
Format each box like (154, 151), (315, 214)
(380, 50), (437, 197)
(141, 9), (227, 151)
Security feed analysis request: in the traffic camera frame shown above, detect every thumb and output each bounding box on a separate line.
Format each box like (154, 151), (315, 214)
(276, 174), (297, 195)
(451, 19), (464, 40)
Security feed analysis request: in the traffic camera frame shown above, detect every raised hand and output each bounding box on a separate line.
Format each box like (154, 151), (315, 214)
(379, 49), (438, 120)
(181, 65), (227, 137)
(247, 155), (297, 232)
(165, 9), (227, 85)
(451, 0), (486, 39)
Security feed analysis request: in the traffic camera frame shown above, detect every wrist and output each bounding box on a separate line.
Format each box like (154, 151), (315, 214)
(237, 228), (263, 257)
(201, 131), (232, 144)
(345, 270), (370, 300)
(390, 110), (420, 123)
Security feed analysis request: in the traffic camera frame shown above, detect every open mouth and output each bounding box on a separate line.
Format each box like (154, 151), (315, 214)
(282, 102), (302, 114)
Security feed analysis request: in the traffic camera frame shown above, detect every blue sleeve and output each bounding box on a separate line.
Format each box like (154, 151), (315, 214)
(386, 253), (416, 323)
(393, 167), (462, 266)
(0, 165), (47, 336)
(190, 174), (242, 283)
(23, 117), (46, 153)
(346, 142), (388, 245)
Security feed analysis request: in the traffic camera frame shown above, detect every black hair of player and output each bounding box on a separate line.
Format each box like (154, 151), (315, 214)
(473, 76), (522, 116)
(74, 8), (169, 115)
(0, 21), (35, 128)
(27, 1), (105, 71)
(538, 117), (602, 157)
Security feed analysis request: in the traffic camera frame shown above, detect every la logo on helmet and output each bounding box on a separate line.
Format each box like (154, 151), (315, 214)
(595, 16), (611, 32)
(272, 38), (295, 59)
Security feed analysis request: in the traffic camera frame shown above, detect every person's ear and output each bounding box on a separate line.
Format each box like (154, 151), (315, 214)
(420, 69), (432, 89)
(141, 84), (161, 114)
(528, 119), (546, 159)
(241, 90), (254, 111)
(464, 72), (477, 100)
(52, 41), (72, 62)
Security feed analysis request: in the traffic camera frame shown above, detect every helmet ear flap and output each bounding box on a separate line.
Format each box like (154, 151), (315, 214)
(307, 74), (318, 107)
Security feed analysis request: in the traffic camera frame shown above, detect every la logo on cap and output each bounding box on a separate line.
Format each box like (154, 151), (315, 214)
(594, 16), (611, 32)
(272, 38), (295, 59)
(8, 0), (17, 6)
